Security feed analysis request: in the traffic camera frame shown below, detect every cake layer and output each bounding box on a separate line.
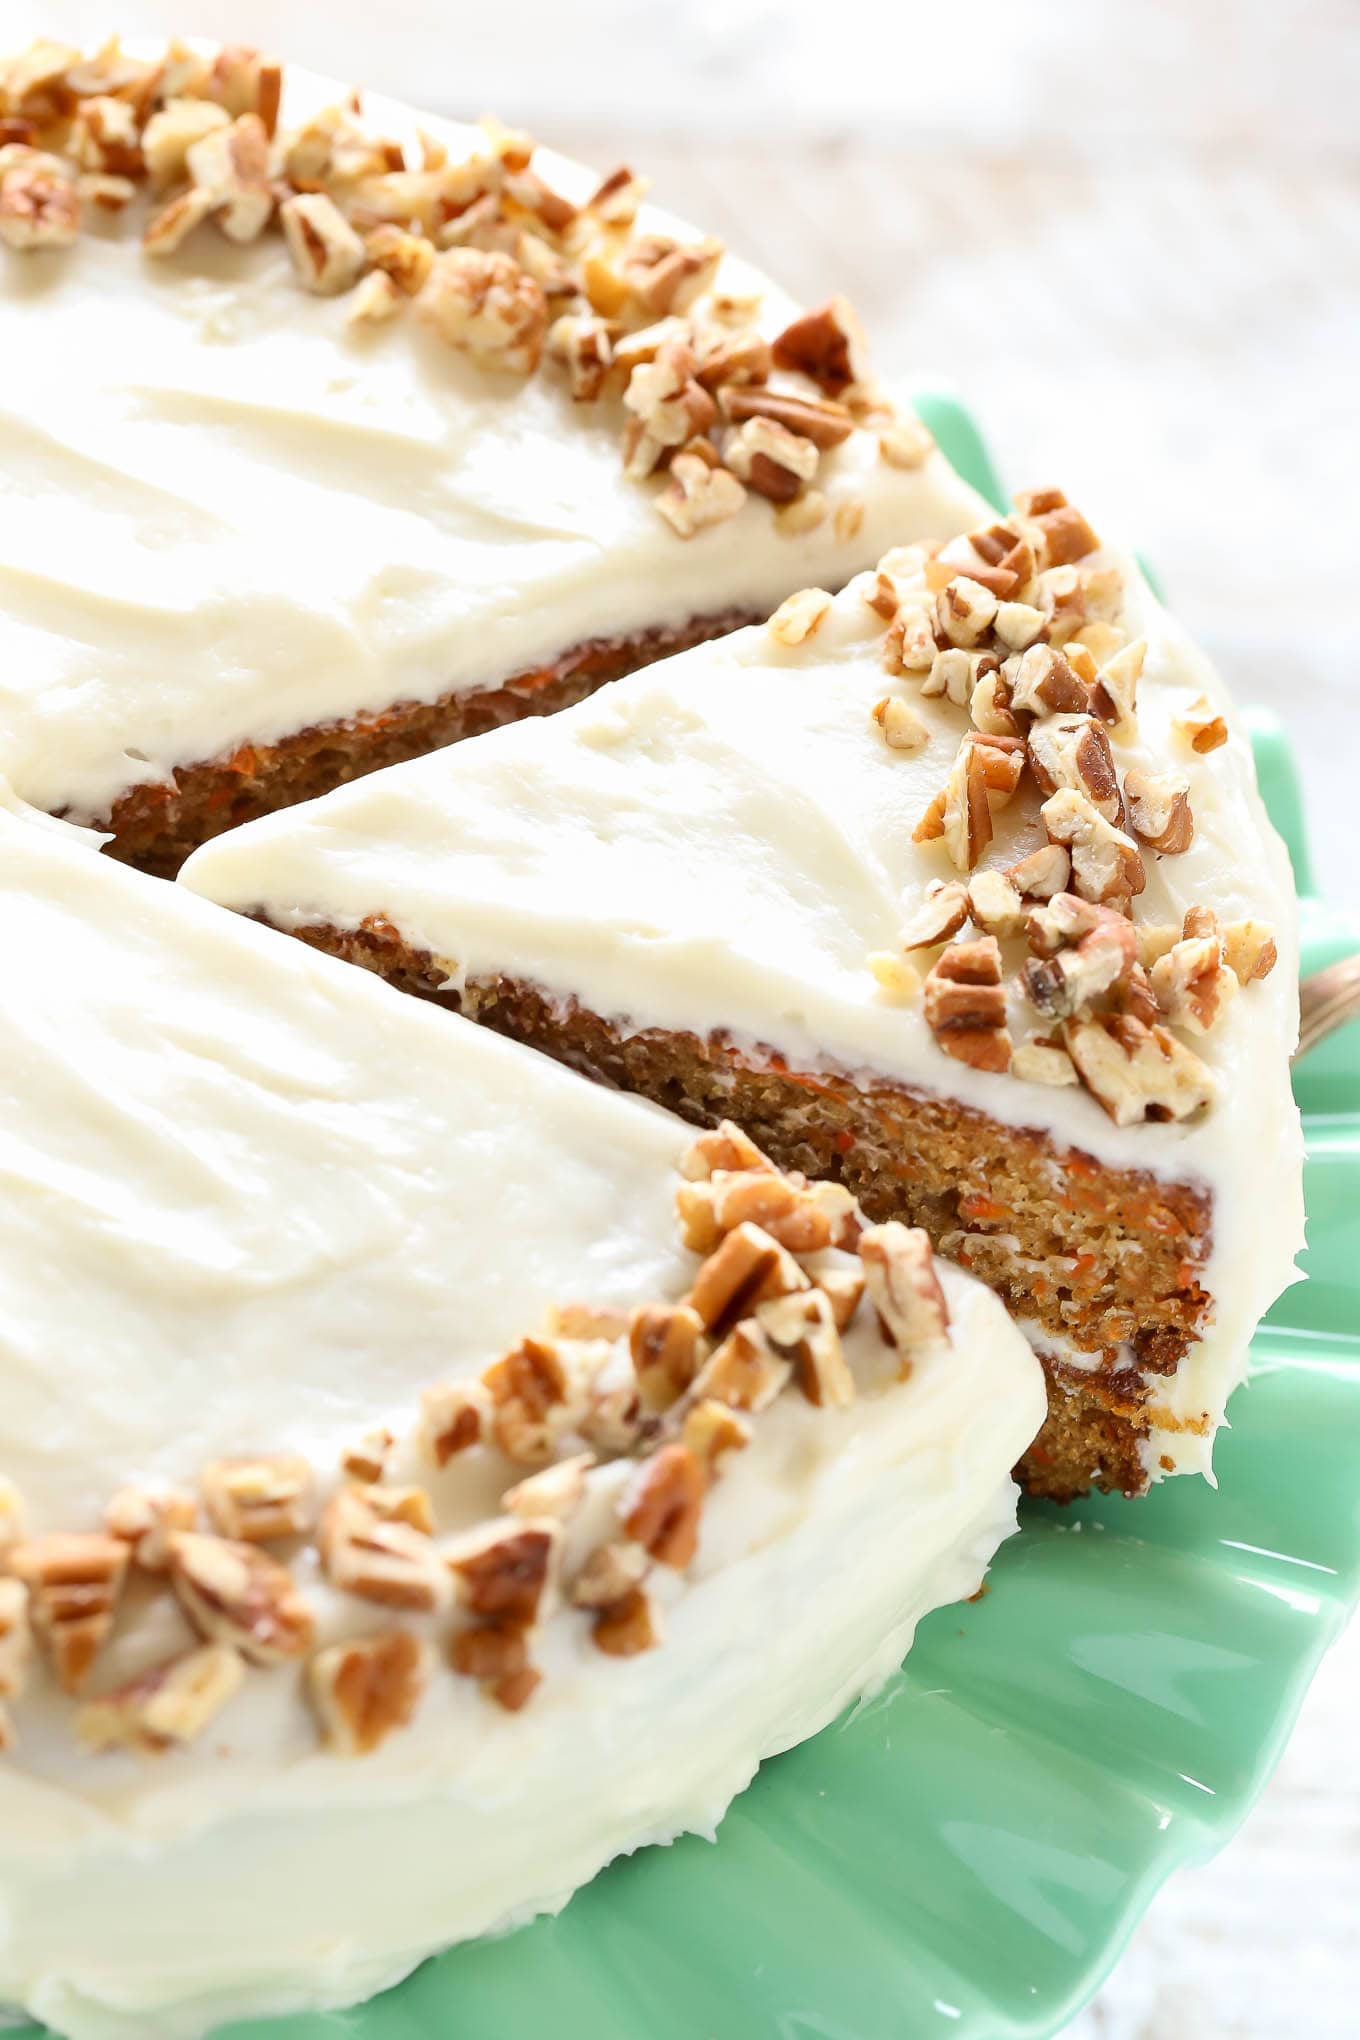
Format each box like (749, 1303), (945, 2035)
(182, 500), (1305, 1494)
(0, 41), (987, 865)
(0, 793), (1045, 2040)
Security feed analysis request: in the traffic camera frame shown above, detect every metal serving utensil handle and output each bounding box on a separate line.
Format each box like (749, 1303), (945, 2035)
(1295, 954), (1360, 1064)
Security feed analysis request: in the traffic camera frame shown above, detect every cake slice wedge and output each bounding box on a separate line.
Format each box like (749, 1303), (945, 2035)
(0, 36), (987, 874)
(0, 789), (1044, 2040)
(182, 488), (1305, 1501)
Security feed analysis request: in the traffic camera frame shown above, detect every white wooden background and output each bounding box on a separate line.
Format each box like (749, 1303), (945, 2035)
(17, 2), (1360, 2030)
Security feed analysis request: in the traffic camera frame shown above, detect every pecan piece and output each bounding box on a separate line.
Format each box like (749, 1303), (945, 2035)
(365, 222), (435, 296)
(1011, 1038), (1080, 1086)
(280, 191), (366, 295)
(1005, 843), (1071, 900)
(1041, 788), (1145, 907)
(923, 937), (1012, 1071)
(570, 1538), (650, 1609)
(168, 1532), (313, 1664)
(417, 246), (548, 371)
(757, 1288), (854, 1408)
(420, 1379), (492, 1465)
(1087, 638), (1145, 737)
(1150, 934), (1238, 1034)
(966, 868), (1024, 937)
(631, 1301), (706, 1409)
(104, 1486), (197, 1572)
(77, 1644), (245, 1755)
(547, 310), (614, 399)
(679, 1398), (753, 1475)
(859, 1223), (950, 1354)
(686, 1221), (809, 1335)
(872, 694), (929, 752)
(623, 231), (723, 316)
(503, 1453), (592, 1523)
(447, 1517), (561, 1625)
(0, 1579), (31, 1704)
(655, 451), (746, 537)
(900, 881), (969, 950)
(0, 149), (79, 249)
(317, 1488), (448, 1614)
(141, 96), (230, 187)
(771, 295), (869, 395)
(680, 1121), (774, 1180)
(450, 1619), (541, 1711)
(200, 1454), (315, 1543)
(1063, 1014), (1215, 1124)
(620, 1444), (706, 1569)
(718, 382), (854, 449)
(1124, 766), (1194, 853)
(185, 112), (273, 242)
(310, 1629), (431, 1755)
(935, 575), (998, 650)
(9, 1533), (129, 1693)
(1221, 919), (1277, 985)
(1174, 695), (1229, 754)
(725, 415), (820, 503)
(689, 1320), (792, 1411)
(1027, 714), (1122, 824)
(768, 586), (833, 645)
(483, 1336), (580, 1464)
(591, 1585), (663, 1657)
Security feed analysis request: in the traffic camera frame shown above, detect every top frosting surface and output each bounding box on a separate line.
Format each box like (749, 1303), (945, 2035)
(0, 61), (987, 824)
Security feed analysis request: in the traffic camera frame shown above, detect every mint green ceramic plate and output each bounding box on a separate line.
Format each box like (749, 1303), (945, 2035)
(20, 400), (1360, 2040)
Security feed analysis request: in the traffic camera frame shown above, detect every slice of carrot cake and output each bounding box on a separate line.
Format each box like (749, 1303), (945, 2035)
(182, 488), (1305, 1502)
(0, 35), (986, 875)
(0, 787), (1044, 2040)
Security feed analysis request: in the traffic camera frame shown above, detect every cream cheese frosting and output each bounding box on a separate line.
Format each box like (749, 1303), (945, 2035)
(181, 542), (1305, 1481)
(0, 57), (988, 829)
(0, 792), (1046, 2040)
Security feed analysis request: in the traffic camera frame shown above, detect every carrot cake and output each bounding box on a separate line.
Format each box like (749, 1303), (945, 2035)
(182, 489), (1306, 1501)
(0, 787), (1045, 2040)
(0, 35), (988, 875)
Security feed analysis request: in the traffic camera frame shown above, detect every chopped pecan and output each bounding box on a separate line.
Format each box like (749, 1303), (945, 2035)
(873, 694), (929, 752)
(686, 1220), (809, 1334)
(679, 1398), (753, 1474)
(966, 868), (1024, 937)
(168, 1532), (313, 1664)
(620, 1444), (706, 1568)
(68, 94), (142, 177)
(420, 1379), (492, 1465)
(280, 191), (366, 294)
(483, 1337), (579, 1463)
(309, 1629), (430, 1755)
(993, 600), (1047, 653)
(363, 1485), (435, 1534)
(503, 1453), (592, 1522)
(693, 325), (773, 390)
(878, 414), (935, 469)
(655, 450), (746, 536)
(935, 575), (998, 650)
(689, 1320), (792, 1412)
(584, 164), (648, 226)
(417, 245), (548, 370)
(719, 382), (854, 449)
(104, 1485), (197, 1571)
(680, 1120), (773, 1180)
(924, 646), (992, 707)
(630, 1301), (707, 1407)
(1150, 934), (1238, 1033)
(0, 148), (79, 249)
(867, 950), (922, 1002)
(364, 221), (434, 296)
(1013, 487), (1100, 567)
(885, 600), (937, 675)
(9, 1533), (129, 1693)
(688, 1166), (859, 1257)
(544, 1301), (632, 1339)
(1124, 766), (1194, 853)
(1041, 788), (1145, 907)
(570, 1537), (650, 1609)
(142, 95), (227, 187)
(1022, 898), (1138, 1019)
(1007, 644), (1089, 718)
(185, 112), (273, 242)
(1005, 843), (1071, 899)
(859, 1223), (950, 1354)
(900, 881), (969, 950)
(1221, 919), (1278, 985)
(547, 310), (614, 399)
(923, 937), (1012, 1071)
(817, 1263), (868, 1331)
(1174, 695), (1229, 753)
(1064, 1013), (1214, 1123)
(341, 1426), (395, 1485)
(768, 585), (833, 646)
(450, 1619), (540, 1711)
(200, 1454), (315, 1543)
(77, 1643), (245, 1755)
(1088, 637), (1145, 737)
(204, 43), (281, 129)
(143, 182), (215, 254)
(623, 231), (723, 316)
(317, 1488), (448, 1614)
(770, 295), (869, 395)
(447, 1517), (560, 1625)
(592, 1585), (663, 1656)
(757, 1288), (854, 1408)
(622, 342), (718, 476)
(724, 416), (819, 502)
(934, 736), (1020, 871)
(970, 669), (1023, 739)
(0, 1478), (23, 1562)
(1027, 714), (1121, 824)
